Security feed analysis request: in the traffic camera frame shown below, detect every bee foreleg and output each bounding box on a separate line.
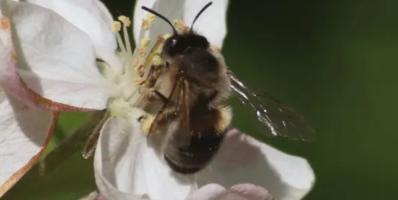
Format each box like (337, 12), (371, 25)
(154, 90), (169, 104)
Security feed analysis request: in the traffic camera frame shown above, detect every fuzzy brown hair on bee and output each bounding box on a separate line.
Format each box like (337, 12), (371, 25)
(139, 2), (233, 174)
(138, 1), (315, 174)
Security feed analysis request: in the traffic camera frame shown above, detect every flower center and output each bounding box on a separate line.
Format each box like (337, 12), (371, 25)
(104, 15), (157, 119)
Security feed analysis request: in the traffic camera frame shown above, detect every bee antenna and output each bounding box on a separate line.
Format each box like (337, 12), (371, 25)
(190, 2), (213, 32)
(141, 6), (178, 35)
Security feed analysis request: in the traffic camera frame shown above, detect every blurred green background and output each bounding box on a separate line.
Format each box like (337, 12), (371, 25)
(4, 0), (398, 199)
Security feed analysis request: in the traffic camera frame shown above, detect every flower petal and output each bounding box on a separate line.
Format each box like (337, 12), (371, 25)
(198, 129), (315, 200)
(226, 183), (274, 200)
(187, 184), (226, 200)
(0, 12), (31, 106)
(188, 183), (274, 200)
(94, 116), (195, 200)
(133, 0), (228, 48)
(183, 0), (229, 47)
(133, 0), (155, 45)
(2, 0), (113, 110)
(0, 13), (91, 111)
(26, 0), (120, 67)
(0, 91), (54, 197)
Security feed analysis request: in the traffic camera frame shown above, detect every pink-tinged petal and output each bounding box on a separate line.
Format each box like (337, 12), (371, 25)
(188, 183), (274, 200)
(133, 0), (228, 48)
(26, 0), (121, 68)
(0, 91), (56, 197)
(0, 13), (31, 106)
(198, 129), (315, 200)
(94, 117), (195, 200)
(226, 183), (274, 200)
(2, 0), (113, 110)
(0, 12), (99, 112)
(187, 184), (226, 200)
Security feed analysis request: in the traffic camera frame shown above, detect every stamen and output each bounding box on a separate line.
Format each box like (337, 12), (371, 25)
(112, 21), (127, 53)
(141, 13), (156, 30)
(134, 78), (145, 85)
(118, 16), (131, 27)
(140, 36), (150, 49)
(138, 36), (150, 57)
(173, 19), (188, 33)
(117, 16), (133, 56)
(123, 26), (132, 55)
(111, 21), (121, 32)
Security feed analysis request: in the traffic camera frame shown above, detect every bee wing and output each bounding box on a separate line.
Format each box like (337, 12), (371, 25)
(228, 72), (315, 141)
(148, 77), (188, 134)
(180, 79), (191, 130)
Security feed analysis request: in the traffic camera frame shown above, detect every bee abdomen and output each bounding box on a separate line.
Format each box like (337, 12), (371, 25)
(164, 106), (231, 174)
(164, 129), (226, 174)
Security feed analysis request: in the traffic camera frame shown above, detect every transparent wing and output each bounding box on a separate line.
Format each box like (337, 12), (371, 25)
(148, 77), (190, 135)
(228, 72), (315, 141)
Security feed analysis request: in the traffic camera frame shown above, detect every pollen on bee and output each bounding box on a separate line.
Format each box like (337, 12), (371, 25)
(152, 55), (162, 66)
(140, 115), (155, 135)
(215, 106), (232, 133)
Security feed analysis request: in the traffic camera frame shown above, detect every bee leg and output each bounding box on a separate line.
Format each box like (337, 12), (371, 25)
(139, 114), (156, 135)
(154, 90), (169, 104)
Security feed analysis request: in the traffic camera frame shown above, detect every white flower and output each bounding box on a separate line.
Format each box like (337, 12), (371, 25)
(0, 5), (59, 196)
(0, 0), (315, 199)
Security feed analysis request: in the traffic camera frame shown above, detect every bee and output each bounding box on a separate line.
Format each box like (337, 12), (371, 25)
(136, 2), (315, 174)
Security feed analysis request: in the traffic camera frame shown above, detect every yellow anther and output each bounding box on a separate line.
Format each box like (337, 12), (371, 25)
(134, 61), (142, 69)
(141, 21), (150, 30)
(118, 15), (131, 27)
(134, 78), (146, 85)
(111, 21), (122, 32)
(173, 19), (188, 32)
(142, 13), (155, 30)
(145, 13), (156, 24)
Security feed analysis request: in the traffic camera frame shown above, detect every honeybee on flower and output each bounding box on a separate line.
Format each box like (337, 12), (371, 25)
(0, 0), (314, 199)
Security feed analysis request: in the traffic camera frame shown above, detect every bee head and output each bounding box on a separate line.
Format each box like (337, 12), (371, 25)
(163, 33), (209, 57)
(142, 2), (213, 57)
